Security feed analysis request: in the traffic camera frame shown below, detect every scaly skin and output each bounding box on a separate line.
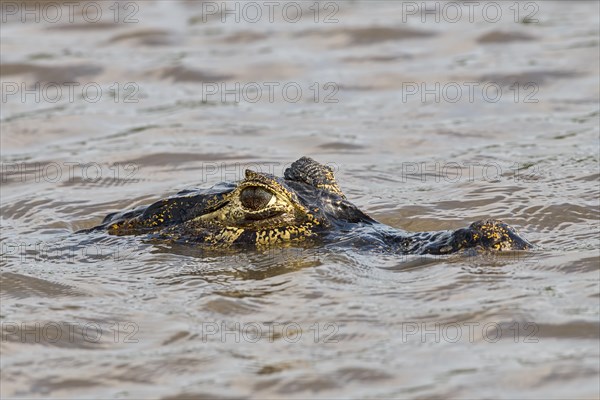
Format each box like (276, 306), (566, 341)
(86, 157), (532, 254)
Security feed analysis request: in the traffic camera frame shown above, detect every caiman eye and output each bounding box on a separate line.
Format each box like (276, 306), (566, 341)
(240, 186), (276, 211)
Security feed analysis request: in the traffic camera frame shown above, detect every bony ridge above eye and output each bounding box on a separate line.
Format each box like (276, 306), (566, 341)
(239, 186), (276, 211)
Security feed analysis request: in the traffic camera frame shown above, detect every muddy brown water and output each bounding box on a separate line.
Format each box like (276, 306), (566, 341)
(1, 1), (599, 399)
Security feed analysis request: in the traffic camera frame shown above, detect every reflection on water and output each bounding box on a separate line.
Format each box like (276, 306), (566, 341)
(1, 1), (599, 398)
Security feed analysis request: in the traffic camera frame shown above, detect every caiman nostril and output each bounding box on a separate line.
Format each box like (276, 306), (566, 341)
(240, 187), (274, 211)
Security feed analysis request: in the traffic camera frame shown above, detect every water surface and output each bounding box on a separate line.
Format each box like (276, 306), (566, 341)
(1, 1), (599, 399)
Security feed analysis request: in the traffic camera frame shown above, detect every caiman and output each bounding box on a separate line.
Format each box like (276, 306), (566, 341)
(87, 157), (532, 254)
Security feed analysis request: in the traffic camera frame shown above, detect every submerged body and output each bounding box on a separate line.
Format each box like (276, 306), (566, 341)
(89, 157), (531, 254)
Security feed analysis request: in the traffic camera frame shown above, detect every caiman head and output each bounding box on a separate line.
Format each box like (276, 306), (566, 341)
(92, 156), (531, 254)
(99, 157), (374, 247)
